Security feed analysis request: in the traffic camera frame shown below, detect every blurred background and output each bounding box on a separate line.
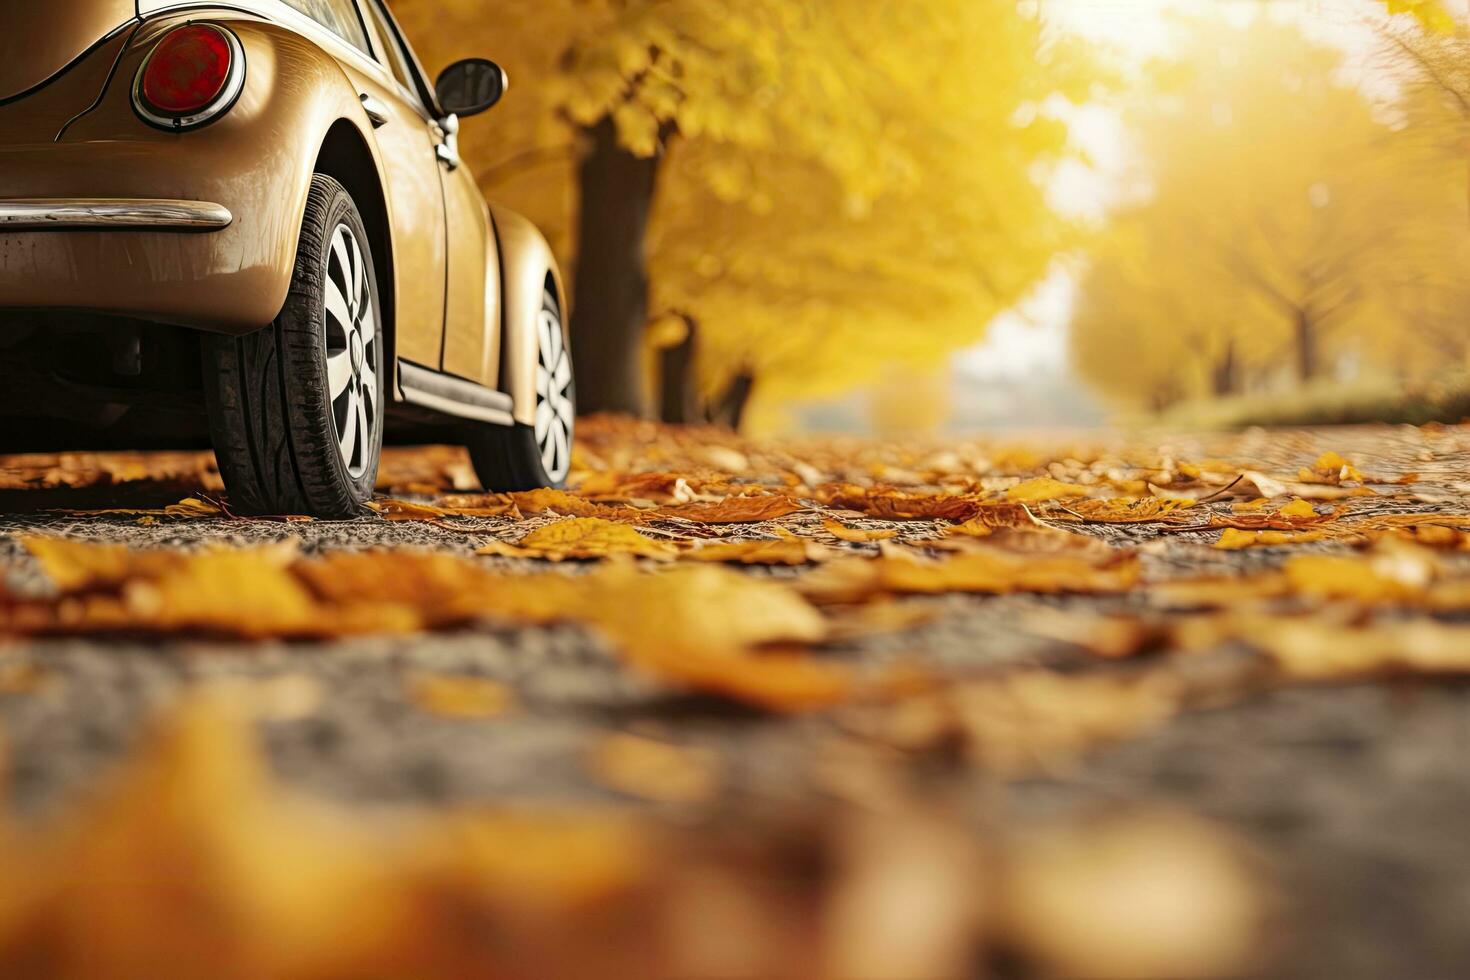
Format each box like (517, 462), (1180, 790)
(393, 0), (1470, 435)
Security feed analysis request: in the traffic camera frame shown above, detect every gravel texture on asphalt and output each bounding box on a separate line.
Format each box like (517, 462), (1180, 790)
(1, 424), (1468, 978)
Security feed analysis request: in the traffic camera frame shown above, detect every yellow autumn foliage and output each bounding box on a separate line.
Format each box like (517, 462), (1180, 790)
(389, 0), (1089, 416)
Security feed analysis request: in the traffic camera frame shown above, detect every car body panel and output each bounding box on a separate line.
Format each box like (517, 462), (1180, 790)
(331, 54), (448, 370)
(0, 0), (566, 429)
(0, 28), (137, 146)
(442, 162), (499, 388)
(1, 15), (371, 334)
(491, 204), (566, 426)
(0, 1), (136, 104)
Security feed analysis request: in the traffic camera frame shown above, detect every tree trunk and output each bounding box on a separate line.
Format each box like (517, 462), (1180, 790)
(570, 116), (666, 416)
(708, 371), (756, 431)
(1211, 337), (1238, 397)
(1294, 308), (1319, 383)
(658, 314), (699, 424)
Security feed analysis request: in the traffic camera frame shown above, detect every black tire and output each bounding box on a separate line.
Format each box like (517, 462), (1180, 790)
(202, 174), (384, 517)
(467, 287), (575, 491)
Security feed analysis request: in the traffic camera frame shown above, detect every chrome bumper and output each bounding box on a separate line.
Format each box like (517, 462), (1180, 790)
(0, 199), (233, 231)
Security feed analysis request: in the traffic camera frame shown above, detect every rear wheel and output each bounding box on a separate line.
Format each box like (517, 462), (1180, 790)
(467, 288), (574, 491)
(202, 174), (383, 517)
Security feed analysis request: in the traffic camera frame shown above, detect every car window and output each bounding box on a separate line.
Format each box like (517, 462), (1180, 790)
(279, 0), (371, 54)
(362, 0), (416, 95)
(368, 0), (442, 116)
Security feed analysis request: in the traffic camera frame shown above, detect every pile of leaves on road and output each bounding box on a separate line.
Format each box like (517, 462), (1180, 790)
(0, 417), (1467, 977)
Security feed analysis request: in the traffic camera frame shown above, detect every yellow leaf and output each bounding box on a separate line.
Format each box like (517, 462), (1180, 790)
(1275, 498), (1317, 520)
(1214, 528), (1329, 550)
(683, 538), (822, 565)
(800, 547), (1138, 604)
(1006, 478), (1090, 503)
(408, 674), (515, 719)
(588, 734), (721, 804)
(477, 518), (676, 561)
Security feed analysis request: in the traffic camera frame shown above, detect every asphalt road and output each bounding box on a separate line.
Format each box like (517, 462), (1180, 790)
(1, 424), (1468, 978)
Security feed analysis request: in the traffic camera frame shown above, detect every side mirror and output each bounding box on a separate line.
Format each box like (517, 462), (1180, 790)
(435, 58), (507, 118)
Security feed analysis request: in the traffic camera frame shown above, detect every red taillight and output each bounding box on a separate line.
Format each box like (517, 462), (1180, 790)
(133, 24), (244, 129)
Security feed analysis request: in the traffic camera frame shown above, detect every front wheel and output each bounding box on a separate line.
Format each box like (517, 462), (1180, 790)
(466, 288), (574, 491)
(202, 174), (384, 517)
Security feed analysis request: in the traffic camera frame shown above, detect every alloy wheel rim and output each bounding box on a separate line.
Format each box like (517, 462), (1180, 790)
(534, 303), (574, 482)
(323, 222), (378, 480)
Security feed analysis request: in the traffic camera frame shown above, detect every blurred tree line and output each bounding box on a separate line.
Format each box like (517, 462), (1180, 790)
(391, 0), (1088, 427)
(1071, 11), (1470, 415)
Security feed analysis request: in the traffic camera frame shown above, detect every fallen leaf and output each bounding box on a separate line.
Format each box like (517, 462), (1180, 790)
(1049, 498), (1197, 525)
(1298, 451), (1366, 485)
(476, 518), (676, 561)
(588, 734), (721, 804)
(1214, 529), (1331, 550)
(1006, 478), (1090, 503)
(371, 497), (518, 521)
(0, 661), (50, 694)
(944, 503), (1043, 536)
(818, 485), (982, 522)
(1276, 498), (1317, 519)
(683, 538), (824, 565)
(1002, 812), (1259, 979)
(657, 496), (806, 524)
(866, 669), (1182, 774)
(408, 674), (516, 719)
(1248, 619), (1470, 678)
(799, 547), (1138, 604)
(822, 519), (899, 543)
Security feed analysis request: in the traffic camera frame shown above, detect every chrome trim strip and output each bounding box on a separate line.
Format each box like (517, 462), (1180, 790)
(398, 360), (514, 426)
(0, 199), (234, 230)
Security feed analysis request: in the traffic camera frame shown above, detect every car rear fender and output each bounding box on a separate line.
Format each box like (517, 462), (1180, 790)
(34, 14), (390, 332)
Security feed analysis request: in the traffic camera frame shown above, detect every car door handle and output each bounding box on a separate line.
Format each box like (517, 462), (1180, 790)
(360, 94), (390, 129)
(434, 112), (462, 171)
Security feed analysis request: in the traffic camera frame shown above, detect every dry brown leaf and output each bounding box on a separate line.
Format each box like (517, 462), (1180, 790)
(371, 497), (519, 521)
(1048, 497), (1197, 525)
(657, 495), (807, 524)
(476, 518), (677, 562)
(822, 518), (899, 543)
(818, 485), (982, 522)
(573, 471), (701, 504)
(1200, 502), (1347, 533)
(943, 503), (1043, 536)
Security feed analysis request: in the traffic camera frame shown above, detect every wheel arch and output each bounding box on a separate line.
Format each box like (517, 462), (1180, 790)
(315, 119), (396, 391)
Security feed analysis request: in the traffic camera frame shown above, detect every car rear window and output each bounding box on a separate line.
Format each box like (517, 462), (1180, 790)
(279, 0), (371, 54)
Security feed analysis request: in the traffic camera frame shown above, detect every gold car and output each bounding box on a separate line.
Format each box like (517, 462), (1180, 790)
(0, 0), (575, 516)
